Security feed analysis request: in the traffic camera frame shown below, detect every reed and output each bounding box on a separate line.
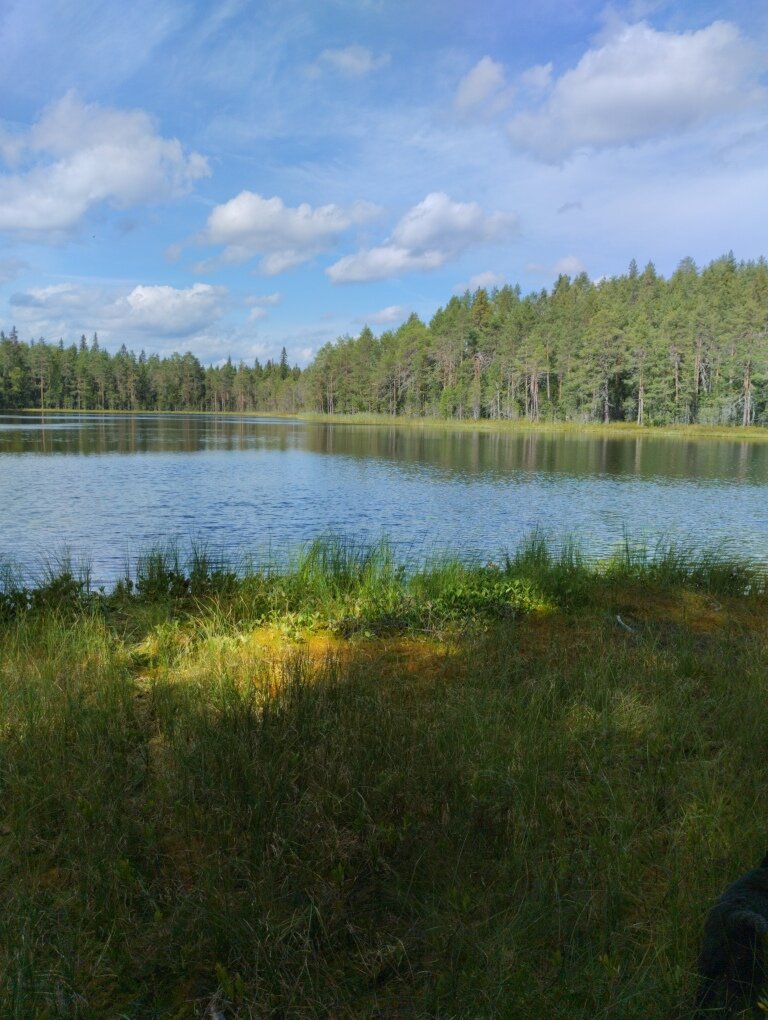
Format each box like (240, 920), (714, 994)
(1, 537), (766, 1016)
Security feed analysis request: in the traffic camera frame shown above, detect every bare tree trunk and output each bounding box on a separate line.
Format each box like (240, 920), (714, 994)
(671, 347), (681, 414)
(743, 359), (752, 426)
(530, 369), (539, 422)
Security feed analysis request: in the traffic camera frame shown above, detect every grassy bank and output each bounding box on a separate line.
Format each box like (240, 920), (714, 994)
(294, 412), (768, 443)
(19, 406), (768, 442)
(1, 539), (767, 1018)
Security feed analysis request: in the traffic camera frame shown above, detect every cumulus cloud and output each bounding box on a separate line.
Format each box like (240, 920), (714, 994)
(454, 57), (510, 117)
(10, 280), (228, 341)
(519, 62), (553, 91)
(119, 283), (226, 336)
(327, 246), (442, 282)
(245, 291), (281, 323)
(356, 304), (409, 325)
(467, 269), (503, 289)
(452, 269), (505, 293)
(195, 191), (380, 274)
(11, 282), (91, 313)
(327, 192), (517, 283)
(554, 255), (587, 276)
(526, 255), (586, 277)
(0, 91), (209, 236)
(507, 20), (767, 161)
(315, 45), (390, 76)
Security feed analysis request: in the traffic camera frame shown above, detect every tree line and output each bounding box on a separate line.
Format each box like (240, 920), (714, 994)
(2, 253), (767, 425)
(0, 331), (300, 414)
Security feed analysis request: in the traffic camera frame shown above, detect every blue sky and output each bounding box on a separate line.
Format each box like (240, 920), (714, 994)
(1, 0), (767, 366)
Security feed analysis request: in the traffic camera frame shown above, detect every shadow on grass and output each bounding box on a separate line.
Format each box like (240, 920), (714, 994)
(1, 587), (767, 1018)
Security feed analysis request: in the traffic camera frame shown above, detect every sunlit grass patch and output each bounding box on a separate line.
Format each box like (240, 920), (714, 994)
(2, 538), (768, 1015)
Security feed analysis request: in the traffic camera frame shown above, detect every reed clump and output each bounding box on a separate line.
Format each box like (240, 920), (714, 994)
(0, 536), (767, 1017)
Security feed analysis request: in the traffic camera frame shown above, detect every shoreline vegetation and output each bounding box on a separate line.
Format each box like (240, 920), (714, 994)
(12, 406), (768, 443)
(2, 537), (767, 1017)
(4, 254), (768, 428)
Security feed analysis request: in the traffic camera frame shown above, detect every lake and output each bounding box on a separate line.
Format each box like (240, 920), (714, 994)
(2, 412), (768, 585)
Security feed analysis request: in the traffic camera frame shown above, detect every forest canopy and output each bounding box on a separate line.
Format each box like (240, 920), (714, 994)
(2, 253), (767, 426)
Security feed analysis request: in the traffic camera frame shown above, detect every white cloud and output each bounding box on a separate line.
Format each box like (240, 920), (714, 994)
(246, 292), (281, 306)
(10, 280), (228, 341)
(553, 255), (586, 276)
(11, 283), (90, 315)
(328, 246), (442, 283)
(119, 284), (227, 336)
(454, 57), (509, 116)
(356, 304), (409, 325)
(327, 192), (517, 283)
(526, 255), (586, 277)
(0, 92), (209, 236)
(315, 45), (390, 76)
(465, 271), (505, 291)
(196, 191), (380, 274)
(245, 290), (281, 323)
(507, 20), (767, 161)
(390, 192), (511, 250)
(258, 250), (311, 275)
(519, 62), (552, 91)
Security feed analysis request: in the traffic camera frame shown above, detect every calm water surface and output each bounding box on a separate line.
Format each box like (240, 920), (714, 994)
(2, 412), (768, 584)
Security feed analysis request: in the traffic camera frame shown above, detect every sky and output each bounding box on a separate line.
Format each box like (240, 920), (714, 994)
(1, 0), (767, 367)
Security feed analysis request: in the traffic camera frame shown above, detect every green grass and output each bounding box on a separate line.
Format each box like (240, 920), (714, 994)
(1, 538), (767, 1017)
(287, 412), (768, 442)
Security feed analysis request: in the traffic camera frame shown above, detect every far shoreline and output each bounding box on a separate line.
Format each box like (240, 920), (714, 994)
(11, 406), (768, 443)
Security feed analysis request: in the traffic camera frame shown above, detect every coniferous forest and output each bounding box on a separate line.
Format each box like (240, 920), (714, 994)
(3, 253), (768, 425)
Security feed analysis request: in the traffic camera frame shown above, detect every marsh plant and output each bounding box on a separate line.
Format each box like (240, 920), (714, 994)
(0, 536), (766, 1017)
